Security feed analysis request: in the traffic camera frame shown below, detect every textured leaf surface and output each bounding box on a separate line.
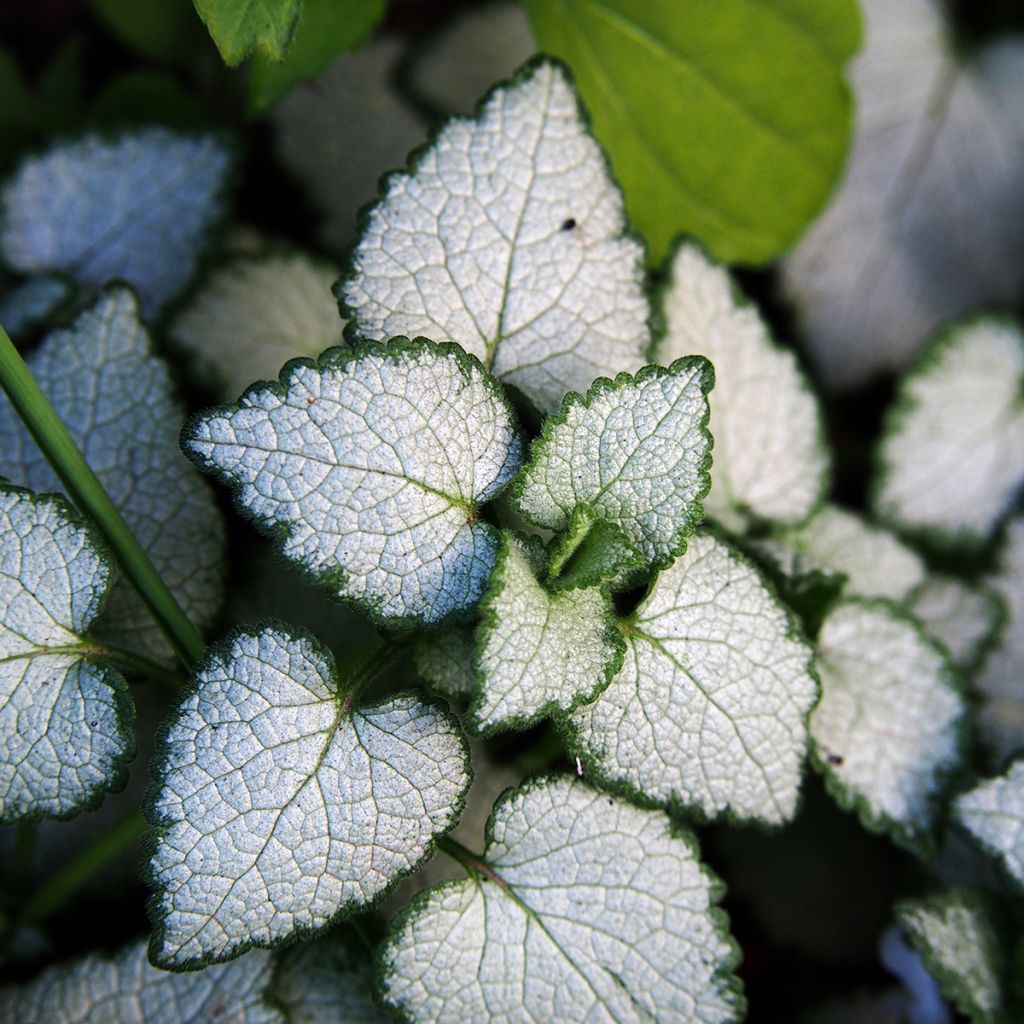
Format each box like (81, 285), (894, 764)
(955, 760), (1024, 890)
(382, 775), (743, 1024)
(170, 252), (344, 400)
(568, 533), (818, 824)
(782, 0), (1024, 389)
(471, 532), (622, 735)
(193, 0), (300, 65)
(812, 600), (965, 846)
(515, 359), (712, 568)
(0, 288), (225, 660)
(0, 940), (282, 1023)
(524, 0), (858, 264)
(0, 274), (72, 338)
(0, 484), (132, 822)
(908, 575), (1003, 674)
(545, 505), (642, 591)
(656, 241), (827, 531)
(873, 319), (1024, 549)
(896, 889), (1004, 1024)
(146, 625), (470, 967)
(412, 625), (478, 700)
(184, 339), (521, 626)
(341, 60), (649, 414)
(0, 129), (230, 316)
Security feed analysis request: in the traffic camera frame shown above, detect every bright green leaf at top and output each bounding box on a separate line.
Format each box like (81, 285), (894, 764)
(523, 0), (860, 263)
(193, 0), (301, 66)
(248, 0), (386, 113)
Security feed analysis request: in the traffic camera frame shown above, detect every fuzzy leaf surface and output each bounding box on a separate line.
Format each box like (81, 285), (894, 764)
(908, 575), (1003, 674)
(515, 358), (712, 569)
(471, 532), (622, 736)
(341, 60), (649, 414)
(0, 288), (225, 661)
(656, 241), (827, 532)
(873, 319), (1024, 550)
(955, 759), (1024, 890)
(146, 625), (470, 967)
(0, 484), (132, 822)
(185, 340), (520, 626)
(568, 532), (818, 824)
(0, 940), (281, 1023)
(812, 600), (965, 847)
(193, 0), (300, 65)
(381, 775), (743, 1024)
(0, 129), (230, 316)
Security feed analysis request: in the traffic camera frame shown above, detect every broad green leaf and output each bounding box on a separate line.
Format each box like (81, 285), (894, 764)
(0, 483), (133, 823)
(340, 60), (650, 415)
(90, 0), (210, 63)
(908, 575), (1004, 675)
(524, 0), (859, 264)
(812, 599), (966, 848)
(272, 931), (386, 1024)
(184, 339), (522, 627)
(0, 940), (282, 1023)
(955, 759), (1024, 890)
(0, 288), (226, 661)
(88, 72), (205, 130)
(873, 319), (1024, 551)
(146, 625), (471, 967)
(545, 505), (642, 592)
(412, 624), (478, 701)
(655, 241), (828, 532)
(381, 775), (744, 1023)
(272, 38), (426, 252)
(568, 532), (818, 825)
(193, 0), (300, 66)
(782, 0), (1024, 390)
(471, 532), (622, 736)
(169, 252), (344, 400)
(0, 275), (72, 339)
(514, 359), (713, 569)
(896, 889), (1004, 1024)
(0, 129), (231, 318)
(768, 504), (926, 602)
(248, 0), (386, 113)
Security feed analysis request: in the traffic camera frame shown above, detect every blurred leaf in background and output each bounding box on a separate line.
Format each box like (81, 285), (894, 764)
(90, 0), (210, 64)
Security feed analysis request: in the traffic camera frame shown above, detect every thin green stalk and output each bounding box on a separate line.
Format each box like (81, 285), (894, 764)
(84, 640), (185, 690)
(18, 809), (146, 927)
(0, 324), (205, 670)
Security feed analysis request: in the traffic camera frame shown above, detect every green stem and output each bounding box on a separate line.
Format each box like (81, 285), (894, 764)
(18, 809), (146, 927)
(0, 324), (205, 670)
(437, 836), (489, 877)
(84, 640), (185, 690)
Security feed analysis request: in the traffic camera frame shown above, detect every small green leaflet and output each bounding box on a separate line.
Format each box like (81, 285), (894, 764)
(471, 532), (622, 736)
(340, 59), (649, 415)
(381, 776), (744, 1023)
(655, 241), (828, 532)
(524, 0), (859, 264)
(193, 0), (300, 66)
(0, 939), (282, 1023)
(812, 599), (965, 849)
(873, 319), (1024, 550)
(0, 129), (231, 317)
(0, 483), (133, 822)
(0, 288), (226, 662)
(146, 625), (471, 967)
(955, 759), (1024, 891)
(514, 359), (713, 570)
(568, 533), (818, 825)
(896, 889), (1005, 1024)
(169, 252), (345, 400)
(184, 339), (521, 627)
(545, 505), (642, 591)
(907, 575), (1003, 675)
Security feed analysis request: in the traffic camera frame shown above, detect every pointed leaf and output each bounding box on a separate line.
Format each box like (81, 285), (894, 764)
(0, 129), (231, 317)
(146, 625), (471, 967)
(412, 624), (478, 701)
(545, 505), (643, 592)
(169, 252), (345, 400)
(0, 483), (133, 822)
(514, 358), (713, 570)
(0, 288), (226, 661)
(0, 940), (282, 1023)
(184, 339), (522, 627)
(381, 775), (744, 1024)
(955, 759), (1024, 891)
(873, 319), (1024, 550)
(812, 599), (966, 848)
(193, 0), (301, 66)
(908, 575), (1003, 675)
(340, 59), (649, 414)
(568, 533), (819, 825)
(470, 532), (623, 736)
